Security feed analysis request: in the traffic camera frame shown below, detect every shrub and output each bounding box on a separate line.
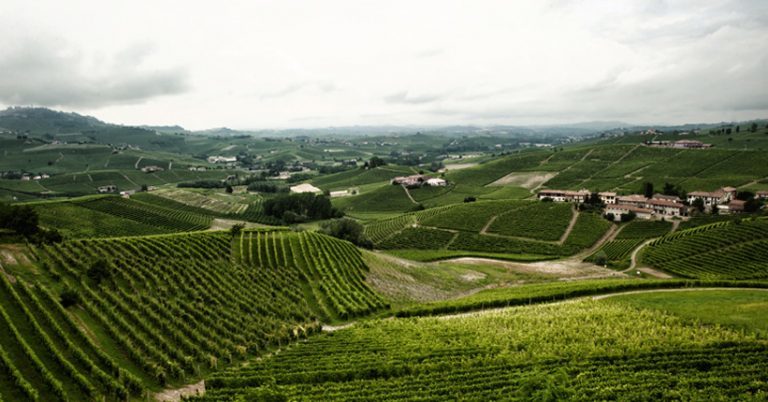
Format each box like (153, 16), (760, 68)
(60, 288), (80, 307)
(320, 218), (373, 249)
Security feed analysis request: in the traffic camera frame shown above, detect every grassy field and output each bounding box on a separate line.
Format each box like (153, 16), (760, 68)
(607, 289), (768, 336)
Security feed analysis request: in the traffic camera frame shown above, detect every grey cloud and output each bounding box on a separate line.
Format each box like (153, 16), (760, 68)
(258, 81), (337, 100)
(0, 36), (188, 108)
(383, 91), (443, 104)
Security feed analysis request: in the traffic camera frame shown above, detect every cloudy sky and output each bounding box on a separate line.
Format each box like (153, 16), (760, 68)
(1, 0), (766, 129)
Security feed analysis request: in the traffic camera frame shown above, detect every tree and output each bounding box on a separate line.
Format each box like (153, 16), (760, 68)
(230, 223), (245, 238)
(463, 196), (476, 203)
(59, 288), (80, 308)
(225, 185), (234, 194)
(141, 184), (149, 192)
(319, 218), (373, 249)
(620, 211), (636, 222)
(367, 156), (387, 169)
(604, 213), (615, 222)
(0, 203), (39, 236)
(263, 193), (342, 223)
(86, 259), (111, 285)
(593, 251), (608, 267)
(642, 182), (654, 199)
(736, 125), (740, 133)
(691, 198), (705, 213)
(750, 122), (758, 132)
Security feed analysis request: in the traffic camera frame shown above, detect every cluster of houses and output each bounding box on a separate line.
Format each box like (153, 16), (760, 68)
(207, 155), (238, 164)
(538, 186), (766, 221)
(140, 165), (164, 173)
(645, 139), (713, 149)
(19, 173), (51, 181)
(391, 174), (447, 189)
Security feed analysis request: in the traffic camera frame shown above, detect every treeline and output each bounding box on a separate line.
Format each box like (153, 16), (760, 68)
(263, 193), (343, 223)
(0, 203), (62, 243)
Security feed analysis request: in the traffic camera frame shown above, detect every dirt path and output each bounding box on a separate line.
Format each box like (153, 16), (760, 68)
(122, 173), (139, 187)
(402, 185), (418, 204)
(323, 323), (355, 332)
(626, 238), (656, 272)
(670, 220), (681, 233)
(591, 287), (768, 300)
(134, 156), (143, 169)
(574, 223), (620, 260)
(154, 380), (205, 401)
(738, 176), (768, 189)
(577, 144), (640, 187)
(445, 257), (624, 281)
(557, 207), (579, 244)
(480, 215), (498, 235)
(168, 161), (173, 171)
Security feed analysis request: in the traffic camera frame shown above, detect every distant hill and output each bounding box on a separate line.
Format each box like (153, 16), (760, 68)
(0, 107), (106, 134)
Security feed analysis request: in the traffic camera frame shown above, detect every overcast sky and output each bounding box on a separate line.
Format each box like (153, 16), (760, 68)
(1, 0), (766, 129)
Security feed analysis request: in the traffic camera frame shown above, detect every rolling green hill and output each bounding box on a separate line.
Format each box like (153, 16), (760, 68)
(0, 229), (385, 400)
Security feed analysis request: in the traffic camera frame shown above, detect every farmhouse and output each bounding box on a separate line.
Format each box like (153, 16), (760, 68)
(652, 193), (682, 203)
(673, 139), (712, 149)
(616, 194), (648, 207)
(687, 188), (732, 207)
(719, 199), (746, 214)
(537, 189), (590, 203)
(598, 191), (617, 205)
(604, 204), (654, 221)
(207, 156), (238, 164)
(391, 175), (426, 187)
(426, 178), (447, 187)
(289, 183), (323, 194)
(141, 165), (164, 173)
(330, 190), (350, 198)
(645, 199), (686, 217)
(98, 185), (117, 193)
(757, 191), (768, 200)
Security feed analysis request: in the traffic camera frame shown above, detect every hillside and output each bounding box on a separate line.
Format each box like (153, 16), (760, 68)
(0, 229), (384, 400)
(642, 217), (768, 279)
(364, 200), (612, 260)
(200, 290), (768, 401)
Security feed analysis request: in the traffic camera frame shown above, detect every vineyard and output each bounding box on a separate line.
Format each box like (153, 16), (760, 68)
(0, 229), (385, 400)
(642, 218), (768, 279)
(586, 220), (673, 268)
(366, 201), (610, 259)
(197, 294), (768, 401)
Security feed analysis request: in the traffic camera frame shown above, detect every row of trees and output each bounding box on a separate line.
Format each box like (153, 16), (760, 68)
(263, 193), (343, 223)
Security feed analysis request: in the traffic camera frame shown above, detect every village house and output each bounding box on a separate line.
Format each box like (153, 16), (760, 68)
(651, 193), (682, 203)
(289, 183), (323, 194)
(98, 185), (117, 193)
(426, 178), (447, 187)
(207, 156), (238, 164)
(141, 165), (164, 173)
(645, 198), (686, 218)
(604, 204), (654, 221)
(330, 190), (350, 198)
(598, 191), (617, 205)
(756, 191), (768, 200)
(537, 189), (590, 203)
(687, 187), (736, 208)
(719, 199), (746, 214)
(673, 139), (712, 149)
(391, 175), (426, 188)
(616, 194), (648, 207)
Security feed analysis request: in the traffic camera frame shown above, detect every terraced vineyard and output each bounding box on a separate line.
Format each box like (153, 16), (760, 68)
(0, 229), (384, 400)
(642, 218), (768, 279)
(198, 296), (768, 401)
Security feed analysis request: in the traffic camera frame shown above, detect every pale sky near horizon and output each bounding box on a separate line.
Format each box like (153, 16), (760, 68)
(0, 0), (766, 130)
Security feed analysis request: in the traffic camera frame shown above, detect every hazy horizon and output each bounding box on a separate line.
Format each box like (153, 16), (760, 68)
(1, 0), (767, 130)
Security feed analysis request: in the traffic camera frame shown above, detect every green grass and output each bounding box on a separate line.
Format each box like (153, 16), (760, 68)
(606, 289), (768, 336)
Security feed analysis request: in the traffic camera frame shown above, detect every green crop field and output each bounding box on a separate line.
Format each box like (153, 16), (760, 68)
(198, 288), (768, 401)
